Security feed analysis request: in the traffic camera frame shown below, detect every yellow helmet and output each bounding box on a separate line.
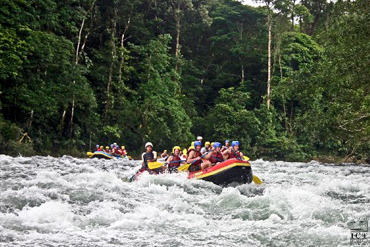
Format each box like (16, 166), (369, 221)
(183, 149), (187, 155)
(172, 146), (181, 153)
(211, 142), (214, 147)
(105, 146), (109, 149)
(100, 146), (103, 149)
(164, 150), (167, 152)
(205, 141), (210, 145)
(121, 146), (125, 149)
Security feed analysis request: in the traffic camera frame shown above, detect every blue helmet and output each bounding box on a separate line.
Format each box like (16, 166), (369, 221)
(194, 141), (202, 147)
(213, 142), (221, 148)
(96, 144), (99, 148)
(232, 141), (240, 147)
(110, 144), (114, 148)
(225, 140), (230, 143)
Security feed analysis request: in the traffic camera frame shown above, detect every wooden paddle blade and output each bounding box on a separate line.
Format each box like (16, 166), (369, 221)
(252, 175), (263, 185)
(178, 164), (191, 172)
(148, 161), (165, 170)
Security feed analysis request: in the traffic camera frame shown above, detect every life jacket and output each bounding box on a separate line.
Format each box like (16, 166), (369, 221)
(105, 149), (110, 153)
(187, 149), (202, 171)
(142, 151), (156, 168)
(115, 149), (122, 155)
(97, 148), (103, 151)
(221, 146), (229, 152)
(209, 151), (224, 164)
(228, 150), (241, 159)
(168, 154), (182, 168)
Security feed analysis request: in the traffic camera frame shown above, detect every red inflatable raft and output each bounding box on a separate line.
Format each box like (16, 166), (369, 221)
(130, 159), (253, 186)
(188, 159), (253, 186)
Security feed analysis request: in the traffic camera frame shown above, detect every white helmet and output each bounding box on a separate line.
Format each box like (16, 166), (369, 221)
(197, 136), (203, 140)
(145, 142), (153, 148)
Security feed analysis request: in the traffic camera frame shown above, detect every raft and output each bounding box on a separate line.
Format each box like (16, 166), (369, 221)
(188, 159), (253, 186)
(87, 151), (133, 160)
(131, 158), (253, 186)
(89, 151), (115, 159)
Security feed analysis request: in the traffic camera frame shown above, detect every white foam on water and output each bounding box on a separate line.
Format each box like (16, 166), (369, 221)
(17, 201), (76, 231)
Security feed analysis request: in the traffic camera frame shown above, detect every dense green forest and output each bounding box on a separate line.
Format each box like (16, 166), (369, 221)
(0, 0), (369, 162)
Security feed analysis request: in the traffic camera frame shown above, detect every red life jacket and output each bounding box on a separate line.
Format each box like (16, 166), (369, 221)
(115, 149), (122, 155)
(221, 146), (229, 152)
(187, 149), (202, 166)
(209, 151), (224, 163)
(228, 150), (241, 159)
(97, 148), (103, 151)
(169, 154), (182, 168)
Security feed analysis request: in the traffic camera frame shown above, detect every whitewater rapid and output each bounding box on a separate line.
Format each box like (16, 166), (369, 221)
(0, 155), (369, 247)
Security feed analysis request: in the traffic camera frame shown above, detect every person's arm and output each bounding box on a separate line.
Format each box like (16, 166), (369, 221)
(222, 148), (231, 156)
(141, 153), (145, 166)
(187, 152), (200, 164)
(239, 152), (244, 159)
(203, 152), (212, 160)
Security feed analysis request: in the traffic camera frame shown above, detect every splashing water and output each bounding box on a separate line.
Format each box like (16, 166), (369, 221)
(0, 155), (369, 246)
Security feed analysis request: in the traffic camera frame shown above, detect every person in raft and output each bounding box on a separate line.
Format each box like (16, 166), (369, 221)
(201, 141), (211, 154)
(186, 141), (203, 172)
(202, 142), (225, 169)
(104, 146), (110, 153)
(141, 142), (159, 173)
(221, 140), (230, 152)
(161, 150), (169, 160)
(222, 141), (244, 160)
(166, 146), (185, 173)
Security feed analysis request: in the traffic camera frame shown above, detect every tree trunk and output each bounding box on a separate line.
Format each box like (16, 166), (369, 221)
(174, 3), (181, 72)
(104, 11), (118, 119)
(241, 64), (245, 84)
(267, 10), (272, 110)
(69, 18), (85, 135)
(118, 17), (131, 84)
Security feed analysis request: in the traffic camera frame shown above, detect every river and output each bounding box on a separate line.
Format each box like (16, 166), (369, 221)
(0, 155), (369, 246)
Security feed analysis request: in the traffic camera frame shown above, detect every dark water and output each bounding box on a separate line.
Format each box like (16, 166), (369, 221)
(0, 155), (369, 246)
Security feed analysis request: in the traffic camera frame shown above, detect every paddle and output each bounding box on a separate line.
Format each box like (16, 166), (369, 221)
(252, 175), (263, 185)
(87, 152), (94, 157)
(178, 150), (212, 172)
(148, 161), (166, 169)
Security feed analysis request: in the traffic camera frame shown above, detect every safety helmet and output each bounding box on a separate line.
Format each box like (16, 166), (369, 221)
(121, 146), (125, 149)
(114, 143), (117, 146)
(96, 144), (99, 148)
(110, 144), (114, 148)
(105, 146), (109, 149)
(211, 142), (214, 146)
(100, 146), (103, 149)
(145, 142), (153, 148)
(194, 141), (202, 147)
(213, 142), (221, 148)
(205, 141), (211, 145)
(197, 136), (203, 140)
(225, 140), (230, 143)
(164, 150), (167, 152)
(232, 141), (240, 147)
(183, 149), (188, 155)
(172, 146), (181, 153)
